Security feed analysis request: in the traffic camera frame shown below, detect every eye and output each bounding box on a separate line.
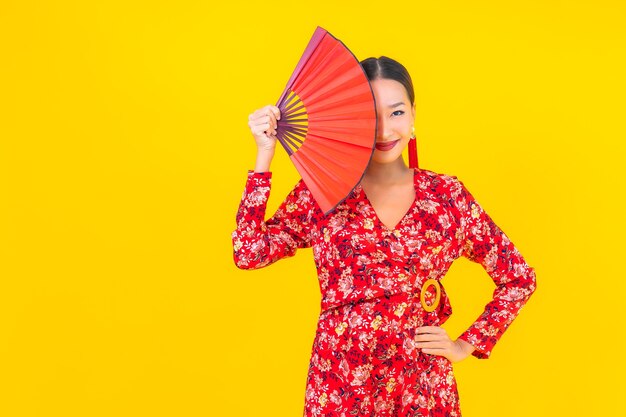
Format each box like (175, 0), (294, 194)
(392, 110), (405, 116)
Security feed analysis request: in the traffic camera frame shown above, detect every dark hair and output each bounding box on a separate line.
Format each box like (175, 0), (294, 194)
(360, 56), (415, 106)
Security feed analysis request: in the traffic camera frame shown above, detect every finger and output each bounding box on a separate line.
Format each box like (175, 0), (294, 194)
(251, 115), (274, 133)
(414, 333), (447, 342)
(263, 123), (277, 137)
(250, 114), (270, 124)
(416, 326), (445, 334)
(262, 115), (277, 136)
(255, 113), (277, 133)
(249, 106), (279, 135)
(252, 122), (272, 137)
(250, 108), (267, 121)
(268, 105), (281, 120)
(421, 348), (448, 356)
(416, 341), (448, 349)
(268, 109), (278, 135)
(250, 108), (272, 121)
(267, 112), (277, 132)
(259, 105), (278, 126)
(248, 119), (268, 136)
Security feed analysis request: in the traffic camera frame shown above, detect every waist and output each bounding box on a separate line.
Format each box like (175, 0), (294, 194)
(319, 279), (451, 326)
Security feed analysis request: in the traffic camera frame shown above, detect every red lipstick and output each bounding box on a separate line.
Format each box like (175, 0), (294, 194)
(375, 139), (400, 151)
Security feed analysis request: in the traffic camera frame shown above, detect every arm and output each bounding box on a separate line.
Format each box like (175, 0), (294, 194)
(231, 170), (315, 270)
(452, 176), (538, 359)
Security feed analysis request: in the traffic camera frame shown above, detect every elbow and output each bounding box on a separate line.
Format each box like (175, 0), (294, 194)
(233, 250), (269, 270)
(233, 252), (254, 270)
(231, 235), (276, 270)
(529, 266), (537, 293)
(233, 258), (249, 270)
(524, 266), (538, 301)
(232, 235), (254, 270)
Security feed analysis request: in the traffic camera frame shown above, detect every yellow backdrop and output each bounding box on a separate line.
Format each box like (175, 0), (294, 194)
(1, 1), (624, 416)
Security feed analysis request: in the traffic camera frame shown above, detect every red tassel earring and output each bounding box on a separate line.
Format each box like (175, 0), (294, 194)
(408, 126), (419, 169)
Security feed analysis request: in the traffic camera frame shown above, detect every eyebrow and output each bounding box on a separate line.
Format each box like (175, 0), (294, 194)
(387, 102), (405, 108)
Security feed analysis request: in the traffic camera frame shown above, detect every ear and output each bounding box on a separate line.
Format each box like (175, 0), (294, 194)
(411, 102), (416, 119)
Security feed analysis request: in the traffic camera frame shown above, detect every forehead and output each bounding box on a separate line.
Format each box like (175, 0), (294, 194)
(370, 79), (409, 106)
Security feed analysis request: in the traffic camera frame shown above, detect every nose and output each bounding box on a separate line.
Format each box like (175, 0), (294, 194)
(376, 116), (391, 141)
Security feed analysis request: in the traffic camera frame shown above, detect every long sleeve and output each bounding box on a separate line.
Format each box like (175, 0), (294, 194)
(231, 170), (316, 270)
(451, 176), (537, 359)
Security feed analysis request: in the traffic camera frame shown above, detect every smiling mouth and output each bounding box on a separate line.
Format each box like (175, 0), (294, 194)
(375, 139), (400, 151)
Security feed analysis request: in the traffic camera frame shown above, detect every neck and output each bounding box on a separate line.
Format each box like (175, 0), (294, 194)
(362, 157), (413, 185)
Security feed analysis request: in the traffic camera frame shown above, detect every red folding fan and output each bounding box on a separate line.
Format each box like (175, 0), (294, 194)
(274, 26), (377, 214)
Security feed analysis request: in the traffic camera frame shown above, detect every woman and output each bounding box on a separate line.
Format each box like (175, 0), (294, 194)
(232, 56), (537, 416)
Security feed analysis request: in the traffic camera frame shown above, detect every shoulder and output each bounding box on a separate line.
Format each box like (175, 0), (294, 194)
(292, 178), (313, 199)
(287, 178), (320, 212)
(415, 168), (465, 198)
(416, 169), (476, 222)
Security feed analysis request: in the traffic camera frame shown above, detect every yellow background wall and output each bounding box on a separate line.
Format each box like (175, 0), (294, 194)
(1, 1), (624, 416)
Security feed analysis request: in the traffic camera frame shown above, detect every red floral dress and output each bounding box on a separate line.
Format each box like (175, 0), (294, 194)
(232, 168), (537, 417)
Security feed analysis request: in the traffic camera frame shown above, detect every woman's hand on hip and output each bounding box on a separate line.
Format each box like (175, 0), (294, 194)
(414, 326), (476, 363)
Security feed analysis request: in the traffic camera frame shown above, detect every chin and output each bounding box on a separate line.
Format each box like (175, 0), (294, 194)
(371, 152), (404, 165)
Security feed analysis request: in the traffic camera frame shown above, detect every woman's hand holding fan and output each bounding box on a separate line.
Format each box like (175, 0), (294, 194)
(248, 105), (281, 151)
(247, 105), (282, 172)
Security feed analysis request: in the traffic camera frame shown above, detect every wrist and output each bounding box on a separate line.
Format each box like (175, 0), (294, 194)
(257, 145), (276, 154)
(254, 148), (275, 173)
(455, 338), (476, 355)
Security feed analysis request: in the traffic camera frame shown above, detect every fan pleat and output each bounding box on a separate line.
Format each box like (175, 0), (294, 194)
(311, 120), (373, 132)
(307, 82), (371, 106)
(300, 136), (372, 169)
(305, 130), (374, 147)
(297, 55), (353, 100)
(306, 83), (372, 113)
(291, 151), (351, 211)
(294, 40), (344, 92)
(300, 61), (357, 101)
